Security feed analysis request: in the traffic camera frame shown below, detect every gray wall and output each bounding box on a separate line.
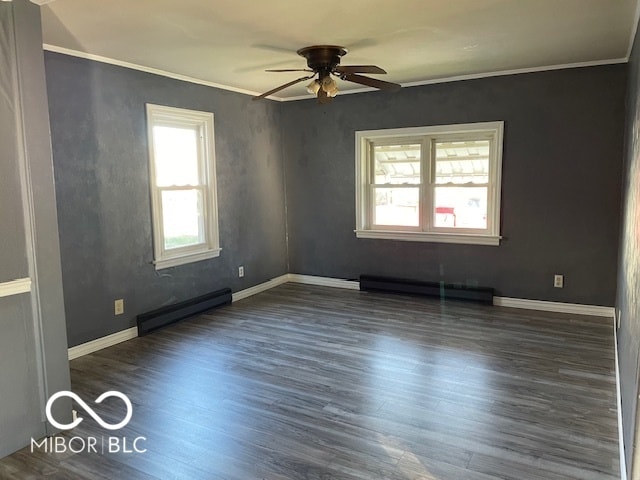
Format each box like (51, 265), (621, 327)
(44, 55), (625, 342)
(13, 1), (71, 432)
(0, 1), (43, 456)
(44, 53), (288, 347)
(0, 0), (70, 457)
(281, 66), (625, 306)
(0, 5), (28, 282)
(617, 15), (640, 477)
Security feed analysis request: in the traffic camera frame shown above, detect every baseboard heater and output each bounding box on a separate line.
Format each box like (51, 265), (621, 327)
(136, 287), (232, 336)
(359, 275), (494, 305)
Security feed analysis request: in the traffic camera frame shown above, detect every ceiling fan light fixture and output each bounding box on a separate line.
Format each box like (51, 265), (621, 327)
(306, 79), (321, 95)
(321, 76), (339, 97)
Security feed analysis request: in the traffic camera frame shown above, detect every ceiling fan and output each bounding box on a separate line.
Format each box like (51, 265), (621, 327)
(252, 45), (401, 103)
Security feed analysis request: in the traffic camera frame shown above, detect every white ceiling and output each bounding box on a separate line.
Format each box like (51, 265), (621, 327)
(39, 0), (638, 100)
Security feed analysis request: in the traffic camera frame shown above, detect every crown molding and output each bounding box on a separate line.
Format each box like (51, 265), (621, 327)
(42, 44), (266, 99)
(282, 58), (628, 101)
(43, 44), (627, 103)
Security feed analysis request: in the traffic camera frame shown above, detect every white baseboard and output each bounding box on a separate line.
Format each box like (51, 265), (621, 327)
(68, 326), (138, 360)
(67, 276), (616, 361)
(493, 296), (614, 318)
(614, 312), (628, 480)
(232, 274), (289, 302)
(232, 274), (358, 303)
(287, 274), (360, 290)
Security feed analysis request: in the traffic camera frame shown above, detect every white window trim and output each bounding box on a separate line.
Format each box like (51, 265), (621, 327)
(146, 104), (221, 270)
(355, 121), (504, 246)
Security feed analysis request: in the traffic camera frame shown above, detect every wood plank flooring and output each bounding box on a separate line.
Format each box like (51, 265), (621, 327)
(0, 284), (620, 479)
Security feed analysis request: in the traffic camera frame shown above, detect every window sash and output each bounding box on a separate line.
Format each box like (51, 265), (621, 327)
(152, 123), (204, 187)
(356, 122), (503, 245)
(430, 184), (492, 233)
(146, 104), (221, 269)
(158, 186), (207, 251)
(369, 185), (423, 230)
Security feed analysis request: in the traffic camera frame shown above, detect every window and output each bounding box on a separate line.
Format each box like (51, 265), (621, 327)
(146, 104), (220, 269)
(355, 122), (503, 245)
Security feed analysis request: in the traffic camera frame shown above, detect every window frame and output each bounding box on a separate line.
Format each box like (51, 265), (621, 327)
(355, 121), (504, 246)
(146, 104), (221, 269)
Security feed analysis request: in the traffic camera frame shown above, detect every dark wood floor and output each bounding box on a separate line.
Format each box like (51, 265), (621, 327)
(0, 284), (620, 479)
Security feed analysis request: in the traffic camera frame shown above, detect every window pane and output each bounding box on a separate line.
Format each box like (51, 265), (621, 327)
(161, 189), (204, 249)
(153, 126), (200, 187)
(434, 187), (488, 229)
(373, 187), (419, 227)
(374, 144), (421, 185)
(435, 140), (489, 185)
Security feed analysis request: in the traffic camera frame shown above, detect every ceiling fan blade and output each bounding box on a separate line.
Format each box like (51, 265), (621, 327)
(340, 73), (401, 92)
(335, 65), (387, 75)
(252, 75), (314, 100)
(265, 69), (313, 73)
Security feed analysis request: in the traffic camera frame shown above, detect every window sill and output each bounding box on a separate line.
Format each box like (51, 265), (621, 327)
(154, 248), (222, 270)
(354, 230), (500, 246)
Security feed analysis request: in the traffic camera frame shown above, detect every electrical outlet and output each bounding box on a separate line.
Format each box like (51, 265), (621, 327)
(553, 274), (564, 288)
(114, 299), (124, 315)
(238, 266), (244, 278)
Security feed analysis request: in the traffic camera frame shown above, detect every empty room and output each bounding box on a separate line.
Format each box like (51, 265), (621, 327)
(1, 0), (639, 479)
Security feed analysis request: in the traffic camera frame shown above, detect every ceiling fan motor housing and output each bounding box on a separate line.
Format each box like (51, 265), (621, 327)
(297, 45), (347, 74)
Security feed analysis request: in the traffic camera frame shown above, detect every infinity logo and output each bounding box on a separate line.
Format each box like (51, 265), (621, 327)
(46, 391), (133, 431)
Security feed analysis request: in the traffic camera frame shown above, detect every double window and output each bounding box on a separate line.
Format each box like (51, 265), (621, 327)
(355, 122), (504, 245)
(146, 104), (220, 269)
